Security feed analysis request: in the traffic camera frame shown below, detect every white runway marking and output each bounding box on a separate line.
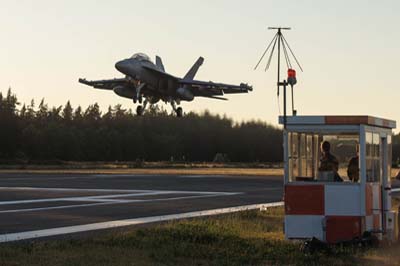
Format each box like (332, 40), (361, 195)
(0, 194), (232, 214)
(0, 187), (240, 213)
(0, 201), (284, 243)
(0, 192), (172, 205)
(0, 186), (155, 193)
(179, 175), (225, 178)
(391, 188), (400, 193)
(0, 186), (235, 195)
(0, 174), (162, 181)
(90, 174), (161, 178)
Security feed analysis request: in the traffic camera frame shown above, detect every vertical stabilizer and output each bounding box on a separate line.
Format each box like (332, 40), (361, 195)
(183, 57), (204, 80)
(155, 56), (165, 72)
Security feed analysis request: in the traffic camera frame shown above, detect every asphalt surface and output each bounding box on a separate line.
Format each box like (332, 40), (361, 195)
(0, 173), (283, 236)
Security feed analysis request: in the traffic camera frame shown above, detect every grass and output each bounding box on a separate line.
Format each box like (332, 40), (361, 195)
(2, 207), (399, 266)
(0, 166), (283, 177)
(0, 164), (398, 180)
(362, 245), (400, 266)
(0, 161), (283, 168)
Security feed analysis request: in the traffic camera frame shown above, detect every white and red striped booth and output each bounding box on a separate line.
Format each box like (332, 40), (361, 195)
(280, 115), (397, 244)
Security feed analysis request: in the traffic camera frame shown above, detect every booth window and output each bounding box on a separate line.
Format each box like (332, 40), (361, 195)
(366, 132), (381, 183)
(288, 133), (360, 183)
(288, 132), (319, 181)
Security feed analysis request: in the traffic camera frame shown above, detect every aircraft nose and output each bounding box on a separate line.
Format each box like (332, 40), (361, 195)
(115, 59), (130, 73)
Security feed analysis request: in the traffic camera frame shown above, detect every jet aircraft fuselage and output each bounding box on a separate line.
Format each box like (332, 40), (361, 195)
(79, 53), (252, 117)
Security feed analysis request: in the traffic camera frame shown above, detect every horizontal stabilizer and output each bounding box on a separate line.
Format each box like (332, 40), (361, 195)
(203, 95), (228, 101)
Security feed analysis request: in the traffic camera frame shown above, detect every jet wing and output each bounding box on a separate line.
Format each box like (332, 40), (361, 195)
(179, 79), (252, 99)
(78, 78), (127, 90)
(140, 66), (252, 96)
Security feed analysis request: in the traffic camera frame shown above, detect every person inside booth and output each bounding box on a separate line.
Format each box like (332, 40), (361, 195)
(347, 145), (360, 182)
(318, 141), (343, 182)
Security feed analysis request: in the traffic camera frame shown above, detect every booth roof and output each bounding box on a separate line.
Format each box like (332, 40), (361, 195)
(278, 115), (396, 129)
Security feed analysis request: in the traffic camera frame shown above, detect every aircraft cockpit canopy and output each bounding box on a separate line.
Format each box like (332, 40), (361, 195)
(131, 53), (152, 62)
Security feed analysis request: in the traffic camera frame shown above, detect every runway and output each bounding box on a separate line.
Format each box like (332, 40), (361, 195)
(0, 173), (283, 242)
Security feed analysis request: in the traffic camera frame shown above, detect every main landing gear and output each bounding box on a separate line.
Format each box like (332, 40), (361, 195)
(176, 107), (183, 117)
(170, 100), (183, 117)
(135, 98), (183, 118)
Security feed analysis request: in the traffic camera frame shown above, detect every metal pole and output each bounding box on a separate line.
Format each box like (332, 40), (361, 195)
(283, 81), (287, 129)
(291, 86), (294, 115)
(277, 29), (281, 97)
(277, 29), (287, 129)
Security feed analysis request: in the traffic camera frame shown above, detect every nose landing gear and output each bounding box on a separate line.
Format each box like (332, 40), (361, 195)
(136, 99), (148, 116)
(136, 105), (143, 116)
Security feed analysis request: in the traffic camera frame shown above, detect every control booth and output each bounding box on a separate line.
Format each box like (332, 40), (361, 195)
(280, 115), (398, 244)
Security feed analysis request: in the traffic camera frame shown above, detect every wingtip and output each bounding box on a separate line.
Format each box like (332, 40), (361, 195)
(78, 78), (90, 85)
(240, 83), (253, 91)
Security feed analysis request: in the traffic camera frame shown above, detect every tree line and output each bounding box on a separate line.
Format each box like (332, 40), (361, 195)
(0, 89), (283, 163)
(2, 88), (400, 165)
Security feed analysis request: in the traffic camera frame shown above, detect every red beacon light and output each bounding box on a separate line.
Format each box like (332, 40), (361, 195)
(287, 68), (297, 86)
(288, 68), (296, 78)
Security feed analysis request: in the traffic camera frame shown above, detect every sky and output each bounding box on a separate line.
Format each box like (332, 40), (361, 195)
(1, 0), (399, 129)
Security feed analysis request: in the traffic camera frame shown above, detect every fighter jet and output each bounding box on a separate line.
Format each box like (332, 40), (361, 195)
(79, 53), (252, 117)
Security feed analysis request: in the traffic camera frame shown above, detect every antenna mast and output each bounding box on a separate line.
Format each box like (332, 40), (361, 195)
(254, 27), (303, 129)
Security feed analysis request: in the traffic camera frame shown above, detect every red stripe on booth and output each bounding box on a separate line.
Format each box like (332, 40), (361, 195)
(285, 185), (325, 215)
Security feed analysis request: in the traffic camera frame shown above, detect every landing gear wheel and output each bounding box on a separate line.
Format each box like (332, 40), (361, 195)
(176, 107), (183, 117)
(136, 105), (144, 116)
